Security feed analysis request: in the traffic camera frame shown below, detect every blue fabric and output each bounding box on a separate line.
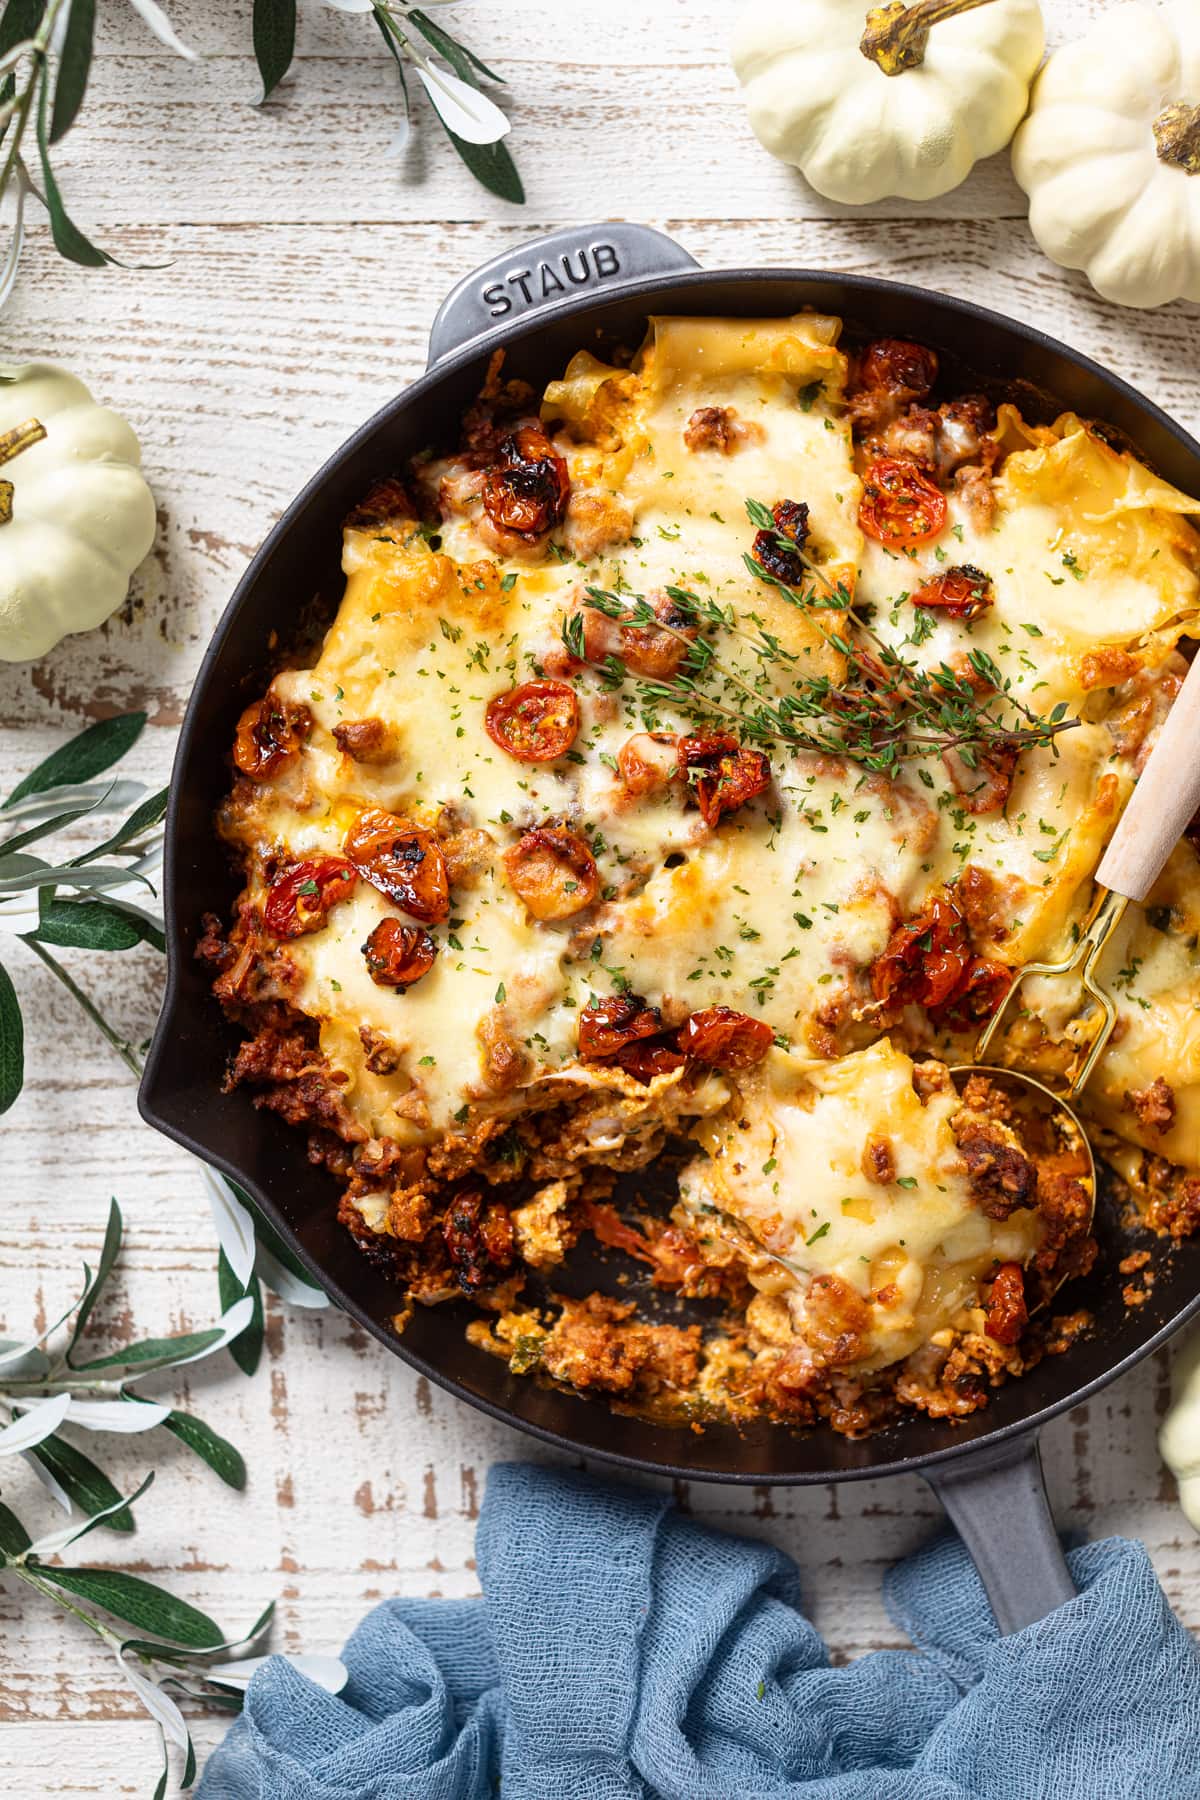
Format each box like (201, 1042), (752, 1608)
(198, 1461), (1200, 1800)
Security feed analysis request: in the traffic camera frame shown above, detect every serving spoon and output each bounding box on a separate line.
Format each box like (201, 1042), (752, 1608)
(693, 645), (1200, 1292)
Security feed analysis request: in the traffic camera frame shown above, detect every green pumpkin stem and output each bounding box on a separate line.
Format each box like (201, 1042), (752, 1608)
(860, 0), (999, 76)
(1154, 104), (1200, 176)
(0, 416), (47, 526)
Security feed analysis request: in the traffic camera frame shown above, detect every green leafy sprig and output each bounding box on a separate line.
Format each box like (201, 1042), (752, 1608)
(563, 500), (1078, 776)
(0, 0), (523, 293)
(0, 710), (330, 1365)
(0, 1198), (346, 1796)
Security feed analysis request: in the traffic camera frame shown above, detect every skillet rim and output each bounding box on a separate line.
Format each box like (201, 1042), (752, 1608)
(139, 260), (1200, 1486)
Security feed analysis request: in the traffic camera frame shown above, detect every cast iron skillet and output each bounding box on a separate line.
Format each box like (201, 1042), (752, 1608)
(139, 224), (1200, 1636)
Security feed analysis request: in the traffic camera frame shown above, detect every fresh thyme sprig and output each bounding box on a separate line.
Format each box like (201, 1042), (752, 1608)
(563, 500), (1078, 775)
(0, 1199), (347, 1797)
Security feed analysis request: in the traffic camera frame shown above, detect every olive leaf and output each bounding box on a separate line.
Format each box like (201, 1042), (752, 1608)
(49, 0), (93, 143)
(41, 1567), (226, 1648)
(31, 896), (147, 952)
(4, 713), (147, 809)
(436, 127), (524, 205)
(35, 63), (115, 267)
(66, 1196), (123, 1361)
(0, 955), (22, 1112)
(25, 1472), (154, 1557)
(218, 1249), (264, 1378)
(0, 1500), (31, 1559)
(26, 1432), (136, 1532)
(162, 1412), (247, 1491)
(253, 0), (296, 101)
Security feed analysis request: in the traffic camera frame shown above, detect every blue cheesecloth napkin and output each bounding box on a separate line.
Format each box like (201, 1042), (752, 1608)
(198, 1460), (1200, 1800)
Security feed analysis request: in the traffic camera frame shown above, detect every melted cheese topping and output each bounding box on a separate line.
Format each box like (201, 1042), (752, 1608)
(681, 1040), (1040, 1369)
(224, 312), (1200, 1363)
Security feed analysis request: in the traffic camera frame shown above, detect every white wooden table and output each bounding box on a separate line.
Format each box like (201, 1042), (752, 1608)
(2, 2), (1199, 1789)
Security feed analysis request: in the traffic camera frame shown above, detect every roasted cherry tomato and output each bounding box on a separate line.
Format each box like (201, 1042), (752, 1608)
(856, 339), (938, 400)
(615, 1039), (687, 1081)
(859, 457), (948, 549)
(680, 1006), (774, 1070)
(937, 956), (1012, 1026)
(442, 1189), (515, 1294)
(578, 994), (666, 1062)
(944, 741), (1019, 817)
(485, 679), (580, 763)
(480, 425), (569, 540)
(871, 893), (970, 1011)
(263, 856), (357, 939)
(751, 498), (810, 586)
(344, 808), (450, 923)
(233, 695), (312, 780)
(503, 826), (599, 922)
(617, 732), (678, 798)
(911, 564), (994, 621)
(984, 1261), (1028, 1346)
(677, 733), (771, 828)
(362, 918), (438, 989)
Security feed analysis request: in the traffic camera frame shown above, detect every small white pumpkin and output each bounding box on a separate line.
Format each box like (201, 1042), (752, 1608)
(731, 0), (1045, 205)
(1013, 3), (1200, 310)
(0, 363), (157, 663)
(1160, 1328), (1200, 1531)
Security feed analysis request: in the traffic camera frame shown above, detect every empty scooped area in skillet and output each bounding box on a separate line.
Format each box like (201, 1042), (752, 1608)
(143, 270), (1200, 1481)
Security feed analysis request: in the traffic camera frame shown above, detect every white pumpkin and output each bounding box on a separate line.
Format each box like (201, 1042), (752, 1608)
(0, 363), (157, 663)
(731, 0), (1046, 205)
(1013, 3), (1200, 309)
(1160, 1328), (1200, 1531)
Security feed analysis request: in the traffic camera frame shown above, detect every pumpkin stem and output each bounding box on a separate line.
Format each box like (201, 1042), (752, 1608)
(860, 0), (999, 76)
(1155, 103), (1200, 176)
(0, 416), (47, 526)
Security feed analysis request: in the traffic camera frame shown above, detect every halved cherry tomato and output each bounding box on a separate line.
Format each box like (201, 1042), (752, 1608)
(480, 426), (569, 539)
(362, 918), (437, 989)
(503, 825), (599, 921)
(984, 1262), (1028, 1345)
(263, 857), (357, 939)
(677, 733), (771, 828)
(578, 994), (665, 1062)
(344, 808), (450, 923)
(617, 732), (678, 798)
(859, 457), (948, 549)
(680, 1006), (774, 1070)
(614, 1039), (687, 1081)
(856, 339), (938, 400)
(911, 564), (993, 621)
(871, 894), (970, 1011)
(485, 680), (580, 763)
(233, 695), (312, 780)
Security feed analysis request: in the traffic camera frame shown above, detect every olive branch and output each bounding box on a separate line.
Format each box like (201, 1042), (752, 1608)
(0, 0), (522, 304)
(0, 710), (330, 1375)
(562, 498), (1078, 774)
(0, 1198), (347, 1797)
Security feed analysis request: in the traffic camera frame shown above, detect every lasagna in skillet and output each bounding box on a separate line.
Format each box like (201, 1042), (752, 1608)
(202, 315), (1200, 1434)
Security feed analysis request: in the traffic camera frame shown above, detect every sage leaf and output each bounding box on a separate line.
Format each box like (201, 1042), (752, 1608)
(25, 1432), (135, 1533)
(0, 955), (22, 1112)
(0, 1499), (31, 1558)
(0, 1393), (70, 1454)
(162, 1412), (246, 1491)
(437, 124), (524, 205)
(67, 1196), (122, 1361)
(5, 714), (146, 809)
(409, 9), (502, 86)
(26, 1472), (153, 1557)
(50, 0), (94, 142)
(219, 1253), (264, 1377)
(253, 0), (296, 101)
(30, 896), (144, 953)
(42, 1567), (226, 1648)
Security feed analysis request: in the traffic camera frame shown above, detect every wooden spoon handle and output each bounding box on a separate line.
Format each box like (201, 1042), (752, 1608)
(1096, 647), (1200, 901)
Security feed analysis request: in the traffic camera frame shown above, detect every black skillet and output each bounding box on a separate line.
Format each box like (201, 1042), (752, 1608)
(139, 224), (1200, 1636)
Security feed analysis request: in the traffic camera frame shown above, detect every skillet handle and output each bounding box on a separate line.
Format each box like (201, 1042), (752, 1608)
(427, 223), (699, 368)
(920, 1433), (1076, 1635)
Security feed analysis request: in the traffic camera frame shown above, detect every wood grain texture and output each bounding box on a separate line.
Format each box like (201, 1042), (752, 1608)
(2, 1), (1199, 1789)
